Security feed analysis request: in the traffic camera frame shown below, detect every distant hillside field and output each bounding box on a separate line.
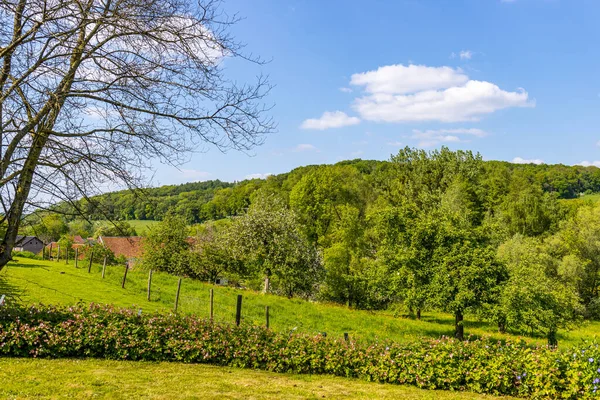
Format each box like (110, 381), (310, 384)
(121, 219), (160, 234)
(1, 257), (598, 347)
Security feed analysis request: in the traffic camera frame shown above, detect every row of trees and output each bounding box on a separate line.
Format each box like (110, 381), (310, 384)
(41, 159), (600, 226)
(138, 147), (600, 345)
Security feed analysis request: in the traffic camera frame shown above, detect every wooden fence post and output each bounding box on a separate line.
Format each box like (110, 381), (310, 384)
(147, 270), (153, 301)
(75, 248), (78, 268)
(209, 288), (214, 321)
(121, 263), (129, 288)
(49, 243), (53, 260)
(88, 251), (94, 273)
(57, 244), (60, 262)
(265, 306), (270, 329)
(174, 278), (182, 313)
(235, 294), (242, 326)
(102, 256), (107, 278)
(65, 247), (69, 265)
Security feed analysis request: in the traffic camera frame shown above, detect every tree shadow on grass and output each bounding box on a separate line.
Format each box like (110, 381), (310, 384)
(0, 274), (23, 304)
(6, 258), (48, 269)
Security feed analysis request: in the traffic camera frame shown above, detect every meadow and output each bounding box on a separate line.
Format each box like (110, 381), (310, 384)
(1, 256), (598, 348)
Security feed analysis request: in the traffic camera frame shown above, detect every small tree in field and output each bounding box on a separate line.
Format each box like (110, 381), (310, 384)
(430, 224), (507, 340)
(141, 213), (191, 276)
(226, 194), (323, 298)
(496, 234), (583, 346)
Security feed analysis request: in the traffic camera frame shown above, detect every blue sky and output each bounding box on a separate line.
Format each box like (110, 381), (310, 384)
(153, 0), (600, 185)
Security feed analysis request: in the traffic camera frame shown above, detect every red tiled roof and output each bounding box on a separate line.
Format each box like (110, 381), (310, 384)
(99, 236), (143, 259)
(73, 235), (86, 244)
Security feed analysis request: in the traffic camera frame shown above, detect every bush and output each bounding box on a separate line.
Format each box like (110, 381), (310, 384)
(0, 304), (599, 399)
(11, 251), (40, 260)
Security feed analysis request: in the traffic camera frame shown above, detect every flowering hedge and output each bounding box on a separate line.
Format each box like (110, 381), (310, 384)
(0, 304), (599, 399)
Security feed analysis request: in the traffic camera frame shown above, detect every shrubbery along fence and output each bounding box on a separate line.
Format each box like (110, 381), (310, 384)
(0, 304), (599, 399)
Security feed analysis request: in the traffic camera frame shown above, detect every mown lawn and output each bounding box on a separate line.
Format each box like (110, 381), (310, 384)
(0, 358), (513, 400)
(1, 257), (599, 347)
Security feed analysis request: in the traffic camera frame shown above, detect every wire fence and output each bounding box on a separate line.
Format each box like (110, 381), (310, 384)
(2, 257), (334, 336)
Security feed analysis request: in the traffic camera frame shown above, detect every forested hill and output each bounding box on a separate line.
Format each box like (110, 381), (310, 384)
(61, 153), (600, 224)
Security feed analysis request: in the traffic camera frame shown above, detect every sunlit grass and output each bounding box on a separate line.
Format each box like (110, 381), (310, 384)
(0, 358), (513, 400)
(1, 257), (598, 347)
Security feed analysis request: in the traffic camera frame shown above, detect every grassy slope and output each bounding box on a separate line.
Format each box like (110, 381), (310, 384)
(123, 219), (160, 235)
(1, 257), (599, 347)
(0, 358), (512, 400)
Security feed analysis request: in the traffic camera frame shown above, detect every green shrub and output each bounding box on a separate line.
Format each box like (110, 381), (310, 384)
(0, 304), (599, 399)
(11, 251), (40, 260)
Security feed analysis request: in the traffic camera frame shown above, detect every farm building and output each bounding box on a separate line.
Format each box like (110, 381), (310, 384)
(98, 236), (143, 265)
(14, 236), (44, 254)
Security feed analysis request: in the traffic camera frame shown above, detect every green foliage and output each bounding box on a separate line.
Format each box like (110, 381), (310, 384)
(1, 304), (600, 399)
(225, 194), (324, 298)
(94, 221), (137, 238)
(140, 213), (192, 276)
(68, 218), (93, 238)
(11, 251), (39, 260)
(189, 220), (242, 282)
(82, 242), (118, 265)
(30, 214), (68, 243)
(495, 235), (583, 345)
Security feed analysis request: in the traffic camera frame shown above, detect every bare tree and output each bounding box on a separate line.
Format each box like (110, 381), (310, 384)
(0, 0), (274, 269)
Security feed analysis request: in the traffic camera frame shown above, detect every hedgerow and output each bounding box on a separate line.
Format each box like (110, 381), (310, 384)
(0, 304), (598, 399)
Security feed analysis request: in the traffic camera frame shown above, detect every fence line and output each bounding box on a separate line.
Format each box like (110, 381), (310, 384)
(7, 258), (355, 341)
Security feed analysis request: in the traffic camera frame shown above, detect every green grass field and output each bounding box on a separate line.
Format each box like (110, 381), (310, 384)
(1, 257), (596, 399)
(1, 257), (599, 347)
(123, 219), (160, 234)
(0, 358), (512, 400)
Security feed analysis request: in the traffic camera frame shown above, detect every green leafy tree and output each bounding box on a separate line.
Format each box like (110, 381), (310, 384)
(496, 235), (583, 345)
(141, 214), (191, 276)
(94, 222), (137, 238)
(227, 194), (323, 298)
(190, 221), (243, 282)
(430, 224), (507, 340)
(83, 241), (118, 265)
(32, 214), (68, 243)
(68, 219), (93, 238)
(548, 203), (600, 314)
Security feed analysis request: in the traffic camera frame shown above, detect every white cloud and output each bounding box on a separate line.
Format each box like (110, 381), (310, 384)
(350, 150), (364, 157)
(300, 111), (360, 130)
(293, 143), (319, 152)
(577, 161), (600, 168)
(459, 50), (473, 60)
(245, 173), (272, 180)
(512, 157), (544, 165)
(353, 80), (533, 123)
(596, 140), (600, 147)
(339, 87), (353, 93)
(180, 169), (211, 179)
(350, 64), (469, 95)
(410, 128), (488, 147)
(387, 141), (403, 147)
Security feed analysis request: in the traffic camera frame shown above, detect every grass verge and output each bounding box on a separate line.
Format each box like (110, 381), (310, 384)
(0, 358), (513, 400)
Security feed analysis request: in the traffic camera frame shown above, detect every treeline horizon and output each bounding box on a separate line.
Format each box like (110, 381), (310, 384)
(38, 154), (600, 225)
